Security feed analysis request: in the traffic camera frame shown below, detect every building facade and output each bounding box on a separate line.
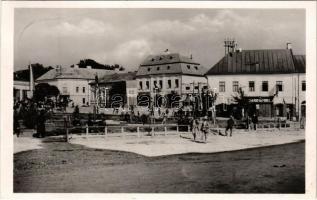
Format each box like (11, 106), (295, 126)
(14, 80), (31, 102)
(136, 52), (207, 108)
(206, 47), (305, 120)
(36, 67), (96, 107)
(89, 72), (137, 108)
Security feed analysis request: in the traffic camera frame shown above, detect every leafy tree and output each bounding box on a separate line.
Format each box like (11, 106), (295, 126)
(14, 63), (53, 81)
(34, 83), (60, 102)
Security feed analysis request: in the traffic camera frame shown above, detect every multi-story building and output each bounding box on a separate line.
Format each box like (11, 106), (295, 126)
(205, 45), (305, 120)
(89, 72), (137, 108)
(136, 52), (207, 108)
(13, 80), (31, 102)
(36, 66), (98, 106)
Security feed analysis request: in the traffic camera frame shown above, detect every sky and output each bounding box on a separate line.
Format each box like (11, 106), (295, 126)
(14, 8), (305, 71)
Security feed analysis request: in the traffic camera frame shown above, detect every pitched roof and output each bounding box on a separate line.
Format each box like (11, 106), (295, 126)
(140, 53), (199, 66)
(293, 55), (306, 73)
(206, 49), (302, 75)
(137, 53), (206, 77)
(36, 67), (115, 81)
(98, 71), (137, 83)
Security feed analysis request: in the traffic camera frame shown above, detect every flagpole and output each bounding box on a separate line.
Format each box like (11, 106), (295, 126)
(29, 62), (34, 99)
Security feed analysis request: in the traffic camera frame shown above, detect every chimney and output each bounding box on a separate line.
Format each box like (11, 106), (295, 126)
(190, 54), (193, 59)
(286, 42), (292, 50)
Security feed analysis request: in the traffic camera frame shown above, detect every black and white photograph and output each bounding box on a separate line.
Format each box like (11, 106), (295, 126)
(1, 1), (316, 198)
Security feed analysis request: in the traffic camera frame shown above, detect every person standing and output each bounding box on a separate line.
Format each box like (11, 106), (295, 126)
(252, 114), (258, 131)
(192, 118), (199, 141)
(201, 116), (209, 142)
(37, 109), (47, 138)
(14, 107), (21, 137)
(225, 115), (235, 137)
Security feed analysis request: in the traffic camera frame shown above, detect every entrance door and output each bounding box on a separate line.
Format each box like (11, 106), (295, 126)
(275, 104), (284, 117)
(259, 104), (272, 117)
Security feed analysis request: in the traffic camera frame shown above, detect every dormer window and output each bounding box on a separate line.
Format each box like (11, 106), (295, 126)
(167, 66), (170, 70)
(194, 66), (198, 70)
(151, 58), (155, 62)
(157, 67), (160, 71)
(187, 65), (190, 69)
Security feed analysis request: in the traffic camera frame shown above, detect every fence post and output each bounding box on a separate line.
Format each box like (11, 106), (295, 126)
(137, 126), (140, 138)
(164, 126), (167, 136)
(121, 127), (124, 138)
(104, 126), (108, 138)
(151, 127), (154, 137)
(187, 125), (190, 133)
(66, 127), (69, 142)
(86, 124), (89, 138)
(176, 125), (179, 133)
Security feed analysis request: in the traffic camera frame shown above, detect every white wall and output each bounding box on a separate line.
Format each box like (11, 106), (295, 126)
(207, 73), (306, 116)
(37, 79), (91, 106)
(181, 75), (207, 94)
(137, 75), (182, 95)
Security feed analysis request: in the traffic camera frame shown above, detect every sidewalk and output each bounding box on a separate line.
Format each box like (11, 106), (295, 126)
(14, 136), (43, 154)
(70, 129), (305, 157)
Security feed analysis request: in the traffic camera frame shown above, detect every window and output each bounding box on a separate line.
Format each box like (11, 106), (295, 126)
(146, 81), (149, 89)
(302, 80), (306, 91)
(154, 80), (157, 88)
(276, 81), (283, 92)
(168, 80), (171, 88)
(157, 67), (160, 71)
(187, 65), (190, 69)
(249, 81), (255, 92)
(262, 81), (268, 91)
(167, 66), (170, 70)
(169, 56), (173, 59)
(22, 90), (27, 99)
(159, 80), (163, 89)
(151, 58), (155, 62)
(186, 86), (190, 90)
(194, 66), (198, 70)
(83, 87), (86, 93)
(233, 81), (239, 92)
(175, 79), (179, 88)
(194, 86), (199, 90)
(219, 81), (225, 92)
(148, 68), (151, 72)
(139, 81), (143, 90)
(62, 87), (67, 94)
(82, 98), (86, 104)
(76, 87), (79, 93)
(159, 57), (162, 60)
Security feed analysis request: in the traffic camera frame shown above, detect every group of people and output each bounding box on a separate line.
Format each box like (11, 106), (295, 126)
(14, 100), (48, 138)
(190, 113), (259, 142)
(191, 116), (213, 142)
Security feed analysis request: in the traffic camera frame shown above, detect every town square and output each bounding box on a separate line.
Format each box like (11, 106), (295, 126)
(6, 5), (311, 195)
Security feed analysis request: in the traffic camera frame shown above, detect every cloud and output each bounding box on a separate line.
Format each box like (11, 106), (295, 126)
(41, 18), (114, 36)
(15, 9), (305, 71)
